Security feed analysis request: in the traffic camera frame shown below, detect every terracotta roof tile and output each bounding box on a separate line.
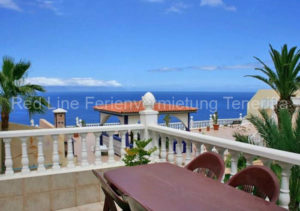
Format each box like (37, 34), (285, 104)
(94, 101), (197, 114)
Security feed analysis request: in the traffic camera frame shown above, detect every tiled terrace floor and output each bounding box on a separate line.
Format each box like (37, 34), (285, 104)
(58, 202), (122, 211)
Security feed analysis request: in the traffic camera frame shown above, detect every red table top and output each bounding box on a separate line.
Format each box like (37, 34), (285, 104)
(104, 163), (285, 211)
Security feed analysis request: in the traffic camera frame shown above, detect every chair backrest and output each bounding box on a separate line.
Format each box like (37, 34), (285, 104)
(92, 170), (130, 210)
(185, 152), (225, 181)
(123, 195), (150, 211)
(226, 165), (280, 203)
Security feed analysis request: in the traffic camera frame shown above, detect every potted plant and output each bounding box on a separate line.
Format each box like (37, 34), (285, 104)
(123, 139), (157, 166)
(206, 126), (210, 131)
(212, 112), (219, 130)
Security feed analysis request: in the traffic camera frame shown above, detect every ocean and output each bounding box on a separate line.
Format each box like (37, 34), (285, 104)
(9, 91), (255, 126)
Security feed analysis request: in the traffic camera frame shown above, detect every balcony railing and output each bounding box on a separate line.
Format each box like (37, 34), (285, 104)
(0, 93), (299, 209)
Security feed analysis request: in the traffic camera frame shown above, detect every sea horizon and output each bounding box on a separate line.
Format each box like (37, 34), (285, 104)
(9, 91), (255, 127)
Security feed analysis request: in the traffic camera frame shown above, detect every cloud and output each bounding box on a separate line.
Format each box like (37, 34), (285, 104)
(0, 0), (21, 11)
(25, 77), (122, 87)
(149, 63), (258, 72)
(36, 0), (63, 15)
(200, 0), (236, 11)
(166, 2), (189, 13)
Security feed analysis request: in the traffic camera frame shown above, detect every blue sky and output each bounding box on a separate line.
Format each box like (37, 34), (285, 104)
(0, 0), (299, 92)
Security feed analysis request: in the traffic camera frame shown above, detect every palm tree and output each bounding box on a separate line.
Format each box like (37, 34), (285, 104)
(247, 44), (300, 118)
(24, 95), (49, 124)
(0, 56), (47, 130)
(235, 109), (300, 210)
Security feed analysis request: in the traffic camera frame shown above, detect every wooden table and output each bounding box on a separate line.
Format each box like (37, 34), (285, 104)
(103, 163), (285, 211)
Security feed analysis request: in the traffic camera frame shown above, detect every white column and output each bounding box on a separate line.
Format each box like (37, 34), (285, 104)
(229, 151), (239, 177)
(80, 133), (88, 166)
(66, 134), (75, 168)
(190, 116), (194, 129)
(160, 135), (167, 162)
(52, 135), (60, 169)
(20, 137), (30, 174)
(107, 132), (115, 163)
(176, 139), (183, 166)
(120, 131), (126, 160)
(185, 140), (192, 165)
(168, 137), (174, 163)
(3, 138), (13, 175)
(279, 164), (292, 209)
(37, 136), (46, 172)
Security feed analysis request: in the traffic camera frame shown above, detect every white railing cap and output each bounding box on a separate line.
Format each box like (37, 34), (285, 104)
(0, 124), (144, 138)
(149, 125), (300, 166)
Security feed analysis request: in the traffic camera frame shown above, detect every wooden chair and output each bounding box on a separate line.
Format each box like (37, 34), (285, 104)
(185, 152), (225, 181)
(226, 165), (280, 203)
(123, 195), (150, 211)
(92, 170), (130, 211)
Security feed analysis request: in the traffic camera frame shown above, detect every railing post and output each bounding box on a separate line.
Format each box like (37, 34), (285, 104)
(279, 163), (292, 209)
(66, 134), (75, 168)
(3, 138), (13, 175)
(37, 136), (46, 172)
(52, 135), (60, 169)
(107, 132), (115, 163)
(195, 143), (201, 156)
(168, 136), (174, 163)
(152, 132), (159, 162)
(244, 153), (253, 167)
(20, 137), (30, 174)
(80, 133), (88, 166)
(176, 139), (183, 166)
(160, 135), (167, 162)
(185, 140), (192, 165)
(229, 151), (239, 177)
(94, 132), (102, 166)
(120, 131), (126, 160)
(139, 92), (158, 150)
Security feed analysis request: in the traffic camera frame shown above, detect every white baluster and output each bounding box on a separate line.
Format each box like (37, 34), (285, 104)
(195, 143), (201, 156)
(279, 163), (292, 209)
(133, 131), (138, 148)
(3, 138), (13, 175)
(244, 154), (253, 167)
(215, 147), (226, 182)
(120, 132), (126, 160)
(185, 140), (192, 165)
(152, 132), (159, 162)
(93, 133), (102, 165)
(176, 139), (183, 166)
(94, 133), (102, 165)
(80, 133), (88, 166)
(66, 134), (75, 168)
(160, 135), (167, 162)
(52, 135), (60, 169)
(21, 137), (30, 174)
(168, 136), (174, 163)
(200, 144), (206, 154)
(107, 132), (115, 163)
(37, 136), (46, 172)
(229, 151), (239, 177)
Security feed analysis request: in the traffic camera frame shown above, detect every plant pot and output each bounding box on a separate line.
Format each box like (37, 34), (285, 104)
(213, 124), (219, 131)
(198, 128), (202, 132)
(206, 126), (210, 131)
(74, 133), (79, 138)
